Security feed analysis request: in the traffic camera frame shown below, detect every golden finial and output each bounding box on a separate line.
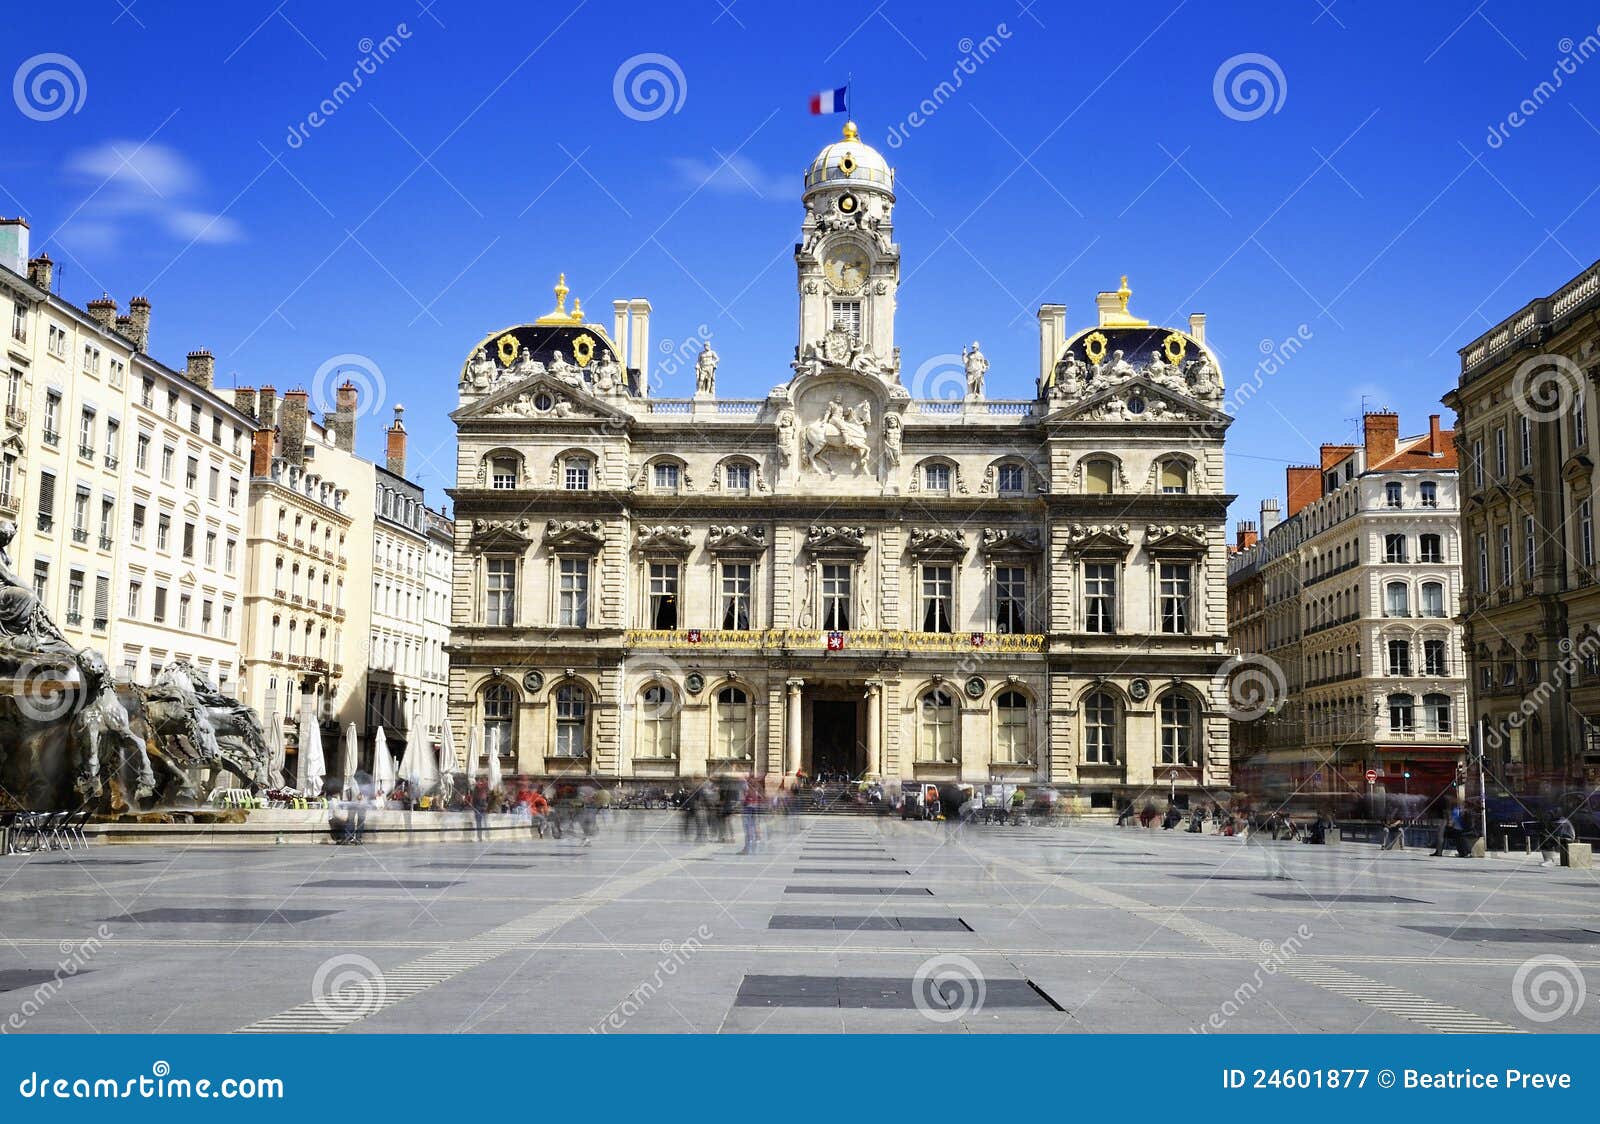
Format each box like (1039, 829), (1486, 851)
(842, 120), (859, 141)
(553, 273), (569, 314)
(571, 296), (584, 322)
(1117, 275), (1132, 311)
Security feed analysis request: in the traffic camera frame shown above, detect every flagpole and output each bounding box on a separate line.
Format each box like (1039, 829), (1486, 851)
(847, 72), (854, 121)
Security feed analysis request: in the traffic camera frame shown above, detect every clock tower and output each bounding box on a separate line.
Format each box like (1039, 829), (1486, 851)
(796, 121), (899, 376)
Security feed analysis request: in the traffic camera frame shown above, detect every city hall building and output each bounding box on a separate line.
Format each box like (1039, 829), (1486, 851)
(447, 124), (1234, 805)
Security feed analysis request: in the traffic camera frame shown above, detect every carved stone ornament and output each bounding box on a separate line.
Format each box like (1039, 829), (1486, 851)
(1145, 523), (1209, 551)
(805, 524), (868, 556)
(473, 518), (535, 541)
(980, 527), (1043, 554)
(1063, 523), (1133, 552)
(543, 519), (605, 551)
(636, 524), (695, 554)
(705, 525), (768, 553)
(907, 527), (967, 559)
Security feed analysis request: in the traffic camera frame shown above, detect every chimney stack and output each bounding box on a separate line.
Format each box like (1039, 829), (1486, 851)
(331, 380), (358, 452)
(250, 428), (274, 478)
(185, 349), (214, 389)
(1188, 312), (1207, 345)
(1260, 497), (1282, 534)
(280, 390), (308, 466)
(234, 387), (258, 420)
(1036, 303), (1066, 390)
(627, 297), (651, 393)
(1363, 410), (1399, 464)
(257, 386), (278, 431)
(126, 296), (151, 353)
(26, 253), (52, 291)
(612, 299), (629, 369)
(0, 218), (28, 275)
(385, 404), (407, 477)
(87, 295), (118, 334)
(1285, 466), (1321, 517)
(1429, 413), (1442, 456)
(1234, 520), (1258, 551)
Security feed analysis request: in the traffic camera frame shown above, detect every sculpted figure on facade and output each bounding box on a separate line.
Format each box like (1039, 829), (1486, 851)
(507, 344), (543, 384)
(963, 341), (988, 397)
(776, 409), (797, 466)
(802, 396), (873, 475)
(593, 352), (621, 395)
(695, 342), (719, 395)
(882, 413), (903, 467)
(463, 346), (496, 392)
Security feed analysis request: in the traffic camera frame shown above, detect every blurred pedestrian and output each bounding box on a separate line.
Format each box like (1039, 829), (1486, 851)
(470, 778), (491, 842)
(1540, 811), (1576, 867)
(740, 774), (764, 854)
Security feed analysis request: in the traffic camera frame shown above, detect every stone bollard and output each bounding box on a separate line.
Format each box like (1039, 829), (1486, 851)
(1563, 842), (1593, 869)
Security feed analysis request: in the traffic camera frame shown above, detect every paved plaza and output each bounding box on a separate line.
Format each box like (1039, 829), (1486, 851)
(0, 816), (1595, 1033)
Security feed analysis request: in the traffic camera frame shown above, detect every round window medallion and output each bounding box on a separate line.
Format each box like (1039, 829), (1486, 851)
(685, 672), (705, 695)
(964, 675), (987, 700)
(522, 671), (544, 693)
(1129, 677), (1150, 701)
(1127, 396), (1147, 415)
(533, 392), (554, 412)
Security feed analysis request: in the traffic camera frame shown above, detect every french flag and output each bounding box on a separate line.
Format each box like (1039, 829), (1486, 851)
(809, 86), (848, 116)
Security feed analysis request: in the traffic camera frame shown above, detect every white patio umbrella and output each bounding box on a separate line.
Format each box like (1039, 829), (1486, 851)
(340, 723), (360, 798)
(295, 705), (325, 795)
(264, 712), (286, 787)
(486, 726), (503, 794)
(372, 726), (395, 797)
(464, 726), (479, 786)
(438, 716), (459, 803)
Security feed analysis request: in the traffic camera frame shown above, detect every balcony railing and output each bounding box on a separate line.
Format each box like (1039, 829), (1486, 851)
(77, 444), (94, 460)
(0, 492), (17, 515)
(98, 535), (112, 550)
(65, 611), (82, 626)
(41, 429), (59, 447)
(622, 628), (1047, 653)
(104, 454), (119, 470)
(71, 528), (88, 544)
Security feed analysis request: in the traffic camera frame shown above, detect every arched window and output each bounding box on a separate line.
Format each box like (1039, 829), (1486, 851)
(1420, 581), (1445, 617)
(1083, 458), (1115, 495)
(1388, 692), (1415, 733)
(714, 686), (753, 759)
(482, 683), (514, 757)
(636, 684), (678, 759)
(554, 684), (589, 757)
(994, 690), (1031, 763)
(1158, 459), (1189, 494)
(564, 455), (591, 491)
(1083, 691), (1117, 763)
(1159, 693), (1197, 765)
(918, 688), (958, 763)
(1422, 692), (1451, 734)
(1384, 581), (1409, 617)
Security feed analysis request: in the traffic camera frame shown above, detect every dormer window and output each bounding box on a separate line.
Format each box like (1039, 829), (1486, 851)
(564, 457), (590, 491)
(1159, 459), (1189, 494)
(1420, 480), (1437, 507)
(1384, 481), (1403, 507)
(490, 457), (517, 490)
(653, 462), (680, 493)
(924, 463), (951, 492)
(1083, 458), (1115, 495)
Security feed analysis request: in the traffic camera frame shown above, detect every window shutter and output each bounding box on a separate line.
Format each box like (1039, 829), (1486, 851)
(36, 470), (55, 516)
(94, 575), (110, 622)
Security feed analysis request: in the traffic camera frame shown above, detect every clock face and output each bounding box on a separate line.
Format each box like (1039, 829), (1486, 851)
(823, 243), (870, 293)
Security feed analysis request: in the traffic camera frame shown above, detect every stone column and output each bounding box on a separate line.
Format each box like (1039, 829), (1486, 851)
(865, 679), (883, 777)
(785, 677), (805, 777)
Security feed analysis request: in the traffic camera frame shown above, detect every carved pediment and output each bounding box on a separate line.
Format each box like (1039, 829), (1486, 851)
(980, 527), (1043, 555)
(1563, 453), (1595, 483)
(705, 525), (768, 554)
(636, 524), (694, 555)
(473, 518), (538, 548)
(907, 527), (967, 560)
(1145, 523), (1209, 552)
(805, 524), (868, 556)
(1063, 522), (1132, 553)
(1049, 377), (1222, 425)
(543, 518), (605, 552)
(451, 373), (625, 424)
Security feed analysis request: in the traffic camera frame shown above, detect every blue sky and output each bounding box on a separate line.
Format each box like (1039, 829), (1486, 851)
(5, 0), (1600, 522)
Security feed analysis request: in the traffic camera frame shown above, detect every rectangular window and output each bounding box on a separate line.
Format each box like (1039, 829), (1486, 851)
(161, 446), (175, 483)
(1581, 500), (1595, 568)
(724, 462), (751, 492)
(1476, 532), (1489, 592)
(208, 466), (219, 501)
(32, 560), (47, 603)
(558, 557), (588, 627)
(104, 418), (119, 467)
(924, 463), (950, 492)
(998, 463), (1025, 495)
(77, 408), (95, 458)
(652, 463), (680, 492)
(204, 531), (216, 568)
(152, 586), (167, 624)
(1159, 563), (1191, 633)
(821, 563), (851, 630)
(830, 300), (862, 335)
(1387, 639), (1411, 676)
(35, 469), (55, 532)
(1576, 394), (1590, 450)
(485, 558), (516, 626)
(1499, 525), (1511, 586)
(228, 476), (239, 510)
(720, 562), (751, 630)
(1424, 639), (1448, 677)
(1419, 534), (1442, 563)
(994, 566), (1026, 633)
(1384, 481), (1403, 508)
(201, 600), (213, 635)
(921, 565), (953, 633)
(127, 581), (142, 619)
(131, 504), (146, 545)
(1420, 480), (1437, 507)
(65, 571), (84, 626)
(185, 456), (198, 491)
(42, 392), (60, 445)
(1384, 533), (1407, 563)
(71, 488), (88, 541)
(98, 498), (113, 549)
(225, 537), (237, 574)
(93, 575), (109, 631)
(182, 521), (196, 560)
(221, 604), (232, 638)
(1389, 695), (1415, 734)
(1494, 427), (1506, 478)
(564, 459), (589, 490)
(177, 594), (190, 630)
(1519, 415), (1532, 468)
(1523, 515), (1536, 581)
(1472, 439), (1484, 488)
(648, 563), (679, 629)
(10, 302), (23, 344)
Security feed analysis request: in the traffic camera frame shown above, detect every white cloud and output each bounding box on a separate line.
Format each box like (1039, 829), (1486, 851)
(671, 154), (793, 201)
(59, 140), (243, 249)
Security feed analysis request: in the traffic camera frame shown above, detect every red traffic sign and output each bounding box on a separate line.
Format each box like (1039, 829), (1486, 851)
(1365, 769), (1378, 782)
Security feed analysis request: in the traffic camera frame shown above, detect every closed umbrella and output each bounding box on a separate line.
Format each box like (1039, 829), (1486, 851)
(340, 723), (359, 798)
(397, 725), (420, 790)
(264, 712), (286, 788)
(438, 716), (459, 803)
(415, 735), (439, 797)
(296, 704), (325, 795)
(486, 727), (503, 794)
(372, 726), (394, 796)
(464, 725), (479, 786)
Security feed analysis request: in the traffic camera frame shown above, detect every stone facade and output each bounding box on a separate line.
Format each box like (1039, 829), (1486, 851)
(1444, 258), (1600, 790)
(1228, 413), (1469, 802)
(446, 126), (1234, 804)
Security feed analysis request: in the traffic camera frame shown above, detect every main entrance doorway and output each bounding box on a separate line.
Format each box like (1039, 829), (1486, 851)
(810, 699), (861, 779)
